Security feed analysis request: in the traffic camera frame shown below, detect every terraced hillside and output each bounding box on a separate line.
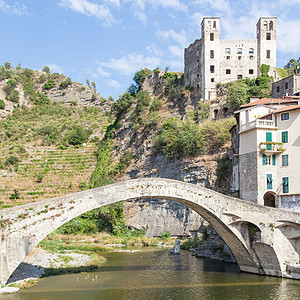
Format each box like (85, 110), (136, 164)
(0, 145), (98, 207)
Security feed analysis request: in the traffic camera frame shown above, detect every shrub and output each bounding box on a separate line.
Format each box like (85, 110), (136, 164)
(43, 79), (56, 90)
(216, 157), (231, 181)
(10, 189), (20, 200)
(111, 92), (133, 117)
(42, 66), (50, 73)
(133, 68), (151, 92)
(59, 77), (72, 88)
(0, 99), (5, 109)
(5, 155), (20, 167)
(149, 97), (162, 112)
(9, 90), (20, 103)
(68, 126), (92, 146)
(160, 230), (171, 238)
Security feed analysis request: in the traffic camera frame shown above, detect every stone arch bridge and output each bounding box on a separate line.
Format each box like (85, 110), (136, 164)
(1, 178), (300, 285)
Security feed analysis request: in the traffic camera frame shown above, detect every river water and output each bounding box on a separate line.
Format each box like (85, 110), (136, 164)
(1, 249), (300, 300)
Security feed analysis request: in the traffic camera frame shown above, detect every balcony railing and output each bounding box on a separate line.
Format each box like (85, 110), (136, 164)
(240, 119), (276, 132)
(259, 142), (286, 153)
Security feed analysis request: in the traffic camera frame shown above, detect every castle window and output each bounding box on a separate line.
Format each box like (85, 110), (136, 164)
(285, 82), (288, 89)
(226, 56), (230, 60)
(249, 48), (254, 54)
(213, 21), (216, 28)
(238, 56), (242, 60)
(237, 48), (242, 54)
(266, 33), (271, 40)
(210, 65), (215, 73)
(237, 74), (243, 79)
(276, 86), (280, 93)
(211, 78), (215, 82)
(269, 21), (273, 31)
(264, 21), (268, 27)
(249, 69), (254, 75)
(210, 50), (214, 59)
(225, 48), (231, 54)
(250, 55), (254, 60)
(226, 69), (231, 74)
(210, 33), (214, 41)
(266, 50), (271, 59)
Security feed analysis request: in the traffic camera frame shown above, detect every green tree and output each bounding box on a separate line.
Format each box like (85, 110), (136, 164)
(133, 68), (151, 92)
(0, 99), (5, 109)
(42, 66), (50, 73)
(4, 62), (11, 69)
(86, 79), (90, 86)
(226, 81), (249, 110)
(91, 81), (96, 91)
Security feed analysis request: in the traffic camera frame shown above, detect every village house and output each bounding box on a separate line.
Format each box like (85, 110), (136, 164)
(230, 96), (300, 212)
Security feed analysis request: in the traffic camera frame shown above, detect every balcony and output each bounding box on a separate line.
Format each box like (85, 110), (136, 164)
(240, 119), (276, 133)
(259, 142), (286, 154)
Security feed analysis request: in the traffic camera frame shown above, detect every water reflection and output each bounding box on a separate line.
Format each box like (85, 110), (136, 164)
(1, 250), (299, 300)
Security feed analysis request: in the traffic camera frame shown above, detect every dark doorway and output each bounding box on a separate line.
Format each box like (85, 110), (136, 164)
(263, 192), (276, 207)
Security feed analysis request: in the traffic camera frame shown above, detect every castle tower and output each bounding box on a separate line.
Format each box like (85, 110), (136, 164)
(201, 17), (220, 100)
(257, 17), (277, 75)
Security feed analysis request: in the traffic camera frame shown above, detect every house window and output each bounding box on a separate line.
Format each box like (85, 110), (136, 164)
(237, 48), (242, 54)
(226, 69), (231, 74)
(267, 174), (273, 190)
(262, 154), (271, 165)
(272, 154), (276, 166)
(276, 86), (280, 93)
(211, 78), (215, 82)
(266, 50), (271, 59)
(282, 131), (288, 143)
(249, 69), (254, 75)
(282, 154), (288, 166)
(249, 48), (254, 54)
(281, 112), (289, 121)
(210, 65), (215, 73)
(225, 48), (231, 54)
(237, 74), (243, 79)
(210, 33), (214, 41)
(210, 50), (214, 59)
(266, 33), (271, 40)
(282, 177), (289, 193)
(285, 82), (288, 89)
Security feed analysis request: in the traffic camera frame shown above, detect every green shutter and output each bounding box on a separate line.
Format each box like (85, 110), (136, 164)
(272, 154), (276, 166)
(282, 131), (288, 143)
(262, 154), (267, 165)
(267, 174), (273, 189)
(282, 177), (289, 193)
(266, 132), (272, 150)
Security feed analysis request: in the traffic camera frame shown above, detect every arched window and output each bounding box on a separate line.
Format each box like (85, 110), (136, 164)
(237, 48), (242, 54)
(269, 21), (273, 31)
(225, 48), (231, 54)
(249, 48), (254, 54)
(264, 21), (268, 27)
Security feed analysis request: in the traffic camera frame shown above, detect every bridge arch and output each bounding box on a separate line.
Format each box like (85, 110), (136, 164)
(1, 178), (300, 285)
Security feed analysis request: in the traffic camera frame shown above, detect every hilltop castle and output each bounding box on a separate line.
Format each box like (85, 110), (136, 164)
(184, 17), (279, 100)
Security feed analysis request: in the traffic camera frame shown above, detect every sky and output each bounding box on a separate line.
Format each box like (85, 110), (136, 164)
(0, 0), (300, 100)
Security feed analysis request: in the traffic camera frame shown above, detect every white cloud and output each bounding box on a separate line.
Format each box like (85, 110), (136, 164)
(277, 19), (300, 54)
(156, 29), (187, 47)
(92, 65), (110, 78)
(146, 43), (163, 57)
(59, 0), (116, 25)
(127, 0), (188, 23)
(48, 63), (64, 74)
(100, 52), (161, 76)
(168, 45), (182, 57)
(108, 79), (121, 88)
(0, 1), (28, 16)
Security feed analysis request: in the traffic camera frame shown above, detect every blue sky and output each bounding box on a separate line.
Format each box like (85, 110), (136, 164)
(0, 0), (300, 99)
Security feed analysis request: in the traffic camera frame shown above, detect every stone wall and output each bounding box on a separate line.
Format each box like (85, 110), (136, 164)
(279, 195), (300, 212)
(239, 151), (258, 203)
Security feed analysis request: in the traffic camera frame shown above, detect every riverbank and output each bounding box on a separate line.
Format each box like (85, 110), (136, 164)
(5, 232), (175, 291)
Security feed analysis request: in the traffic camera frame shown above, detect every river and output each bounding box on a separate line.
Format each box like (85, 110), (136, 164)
(1, 249), (300, 299)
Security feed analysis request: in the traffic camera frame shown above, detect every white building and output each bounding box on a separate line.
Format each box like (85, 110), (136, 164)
(184, 17), (278, 100)
(231, 97), (300, 212)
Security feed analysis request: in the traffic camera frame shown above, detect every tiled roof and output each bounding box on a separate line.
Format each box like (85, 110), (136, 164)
(240, 97), (299, 108)
(273, 104), (300, 114)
